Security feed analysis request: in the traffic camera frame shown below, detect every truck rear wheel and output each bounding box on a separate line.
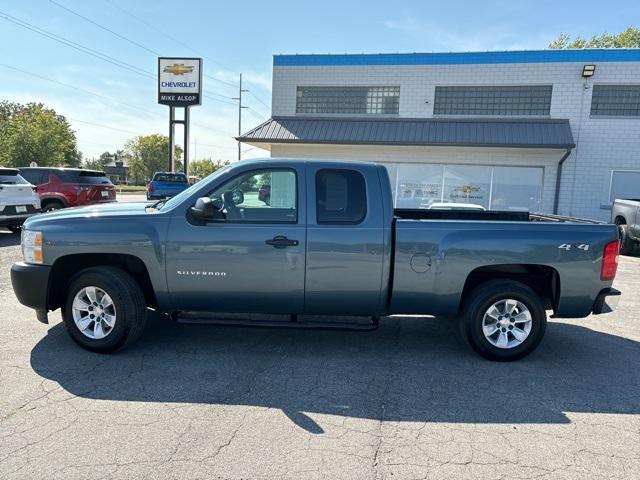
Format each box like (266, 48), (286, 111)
(460, 280), (546, 361)
(618, 224), (634, 255)
(62, 267), (147, 353)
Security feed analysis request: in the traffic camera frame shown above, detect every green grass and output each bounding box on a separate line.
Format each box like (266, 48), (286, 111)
(115, 185), (147, 193)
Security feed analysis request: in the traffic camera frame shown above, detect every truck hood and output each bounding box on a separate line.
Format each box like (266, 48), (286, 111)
(24, 202), (151, 228)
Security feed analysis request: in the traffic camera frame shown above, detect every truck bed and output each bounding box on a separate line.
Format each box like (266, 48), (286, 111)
(394, 209), (604, 224)
(394, 209), (529, 221)
(390, 213), (617, 318)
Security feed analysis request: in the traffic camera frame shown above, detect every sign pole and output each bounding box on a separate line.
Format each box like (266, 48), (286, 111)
(183, 107), (190, 175)
(168, 106), (176, 172)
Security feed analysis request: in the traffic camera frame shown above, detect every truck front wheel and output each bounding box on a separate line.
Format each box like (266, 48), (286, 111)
(460, 280), (547, 361)
(62, 267), (147, 353)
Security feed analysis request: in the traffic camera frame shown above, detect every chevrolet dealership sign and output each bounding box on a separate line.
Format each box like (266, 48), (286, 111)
(158, 57), (202, 106)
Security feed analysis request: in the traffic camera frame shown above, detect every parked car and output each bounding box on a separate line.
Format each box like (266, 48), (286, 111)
(19, 168), (116, 211)
(147, 172), (189, 200)
(612, 198), (640, 254)
(258, 184), (271, 205)
(0, 168), (41, 233)
(12, 159), (621, 361)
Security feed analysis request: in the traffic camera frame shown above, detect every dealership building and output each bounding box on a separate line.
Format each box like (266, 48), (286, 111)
(238, 49), (640, 220)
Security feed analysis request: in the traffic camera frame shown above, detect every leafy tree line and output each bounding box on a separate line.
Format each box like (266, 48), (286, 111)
(0, 101), (81, 167)
(92, 138), (230, 184)
(549, 26), (640, 49)
(0, 100), (229, 183)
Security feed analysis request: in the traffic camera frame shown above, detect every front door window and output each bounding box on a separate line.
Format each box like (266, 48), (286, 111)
(207, 168), (297, 223)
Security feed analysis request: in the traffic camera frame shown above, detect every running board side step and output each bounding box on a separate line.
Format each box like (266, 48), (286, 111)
(175, 313), (380, 331)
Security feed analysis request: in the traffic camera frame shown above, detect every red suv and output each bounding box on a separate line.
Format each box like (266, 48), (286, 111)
(19, 168), (117, 211)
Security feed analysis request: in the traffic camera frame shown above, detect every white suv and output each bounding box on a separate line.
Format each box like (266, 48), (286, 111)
(0, 168), (41, 233)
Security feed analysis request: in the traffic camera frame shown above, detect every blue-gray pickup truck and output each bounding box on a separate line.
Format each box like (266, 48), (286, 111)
(11, 159), (622, 361)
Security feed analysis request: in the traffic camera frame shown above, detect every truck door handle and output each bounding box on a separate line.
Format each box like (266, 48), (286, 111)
(265, 236), (299, 248)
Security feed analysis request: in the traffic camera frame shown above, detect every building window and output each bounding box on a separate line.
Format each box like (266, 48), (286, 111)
(609, 170), (640, 203)
(433, 85), (552, 116)
(296, 86), (400, 115)
(391, 164), (543, 211)
(591, 85), (640, 117)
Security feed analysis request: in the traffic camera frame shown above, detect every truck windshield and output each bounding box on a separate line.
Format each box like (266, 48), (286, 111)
(157, 165), (233, 211)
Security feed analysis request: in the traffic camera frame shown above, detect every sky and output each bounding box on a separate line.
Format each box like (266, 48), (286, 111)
(0, 0), (637, 163)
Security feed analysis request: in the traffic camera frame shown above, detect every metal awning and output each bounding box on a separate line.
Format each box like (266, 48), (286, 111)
(238, 116), (575, 149)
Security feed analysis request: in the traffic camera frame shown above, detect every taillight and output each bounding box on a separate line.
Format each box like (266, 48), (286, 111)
(601, 240), (620, 281)
(147, 183), (153, 192)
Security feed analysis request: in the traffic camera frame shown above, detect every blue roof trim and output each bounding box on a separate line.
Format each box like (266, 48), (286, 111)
(274, 49), (640, 66)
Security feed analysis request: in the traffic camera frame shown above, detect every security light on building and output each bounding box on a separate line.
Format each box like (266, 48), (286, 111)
(582, 64), (596, 77)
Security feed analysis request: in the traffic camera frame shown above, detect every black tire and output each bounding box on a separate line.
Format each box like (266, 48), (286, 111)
(62, 267), (147, 353)
(7, 225), (21, 234)
(263, 194), (270, 206)
(43, 200), (64, 212)
(459, 279), (547, 361)
(619, 224), (634, 255)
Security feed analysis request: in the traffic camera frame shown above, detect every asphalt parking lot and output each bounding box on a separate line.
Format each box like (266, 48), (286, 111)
(0, 229), (639, 480)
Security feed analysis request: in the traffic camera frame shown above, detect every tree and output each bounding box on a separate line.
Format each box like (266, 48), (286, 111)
(99, 151), (115, 166)
(0, 101), (79, 167)
(124, 134), (182, 184)
(549, 26), (640, 49)
(83, 157), (103, 171)
(188, 158), (230, 179)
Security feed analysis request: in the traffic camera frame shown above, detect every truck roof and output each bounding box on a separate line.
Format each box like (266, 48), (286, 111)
(236, 157), (383, 169)
(19, 167), (105, 175)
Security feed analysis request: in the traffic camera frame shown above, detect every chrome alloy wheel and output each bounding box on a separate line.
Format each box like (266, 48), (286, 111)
(482, 298), (532, 349)
(72, 286), (117, 339)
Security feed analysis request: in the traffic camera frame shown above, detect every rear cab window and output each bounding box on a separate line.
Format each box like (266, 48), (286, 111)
(153, 173), (188, 183)
(315, 169), (367, 224)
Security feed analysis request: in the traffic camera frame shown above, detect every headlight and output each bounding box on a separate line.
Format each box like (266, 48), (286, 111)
(22, 229), (43, 264)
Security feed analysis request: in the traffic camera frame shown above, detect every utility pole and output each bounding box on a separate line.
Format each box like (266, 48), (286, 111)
(232, 73), (248, 161)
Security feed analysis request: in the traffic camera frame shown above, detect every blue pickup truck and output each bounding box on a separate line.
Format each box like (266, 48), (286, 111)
(146, 172), (189, 200)
(11, 159), (621, 361)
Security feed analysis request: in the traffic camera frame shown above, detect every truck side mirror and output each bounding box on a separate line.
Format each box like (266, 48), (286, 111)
(190, 197), (224, 222)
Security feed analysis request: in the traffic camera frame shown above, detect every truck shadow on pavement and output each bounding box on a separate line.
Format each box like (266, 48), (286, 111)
(0, 231), (21, 247)
(30, 315), (640, 433)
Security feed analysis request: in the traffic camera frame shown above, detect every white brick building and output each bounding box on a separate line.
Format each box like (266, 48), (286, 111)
(239, 49), (640, 220)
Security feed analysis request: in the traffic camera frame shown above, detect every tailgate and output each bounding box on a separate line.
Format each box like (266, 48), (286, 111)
(89, 185), (116, 201)
(153, 181), (187, 195)
(0, 184), (39, 212)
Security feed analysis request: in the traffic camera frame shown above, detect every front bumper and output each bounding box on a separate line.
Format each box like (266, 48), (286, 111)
(592, 288), (622, 314)
(11, 262), (51, 322)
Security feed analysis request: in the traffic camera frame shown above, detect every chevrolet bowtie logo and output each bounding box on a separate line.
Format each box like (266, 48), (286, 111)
(455, 185), (480, 194)
(163, 64), (194, 75)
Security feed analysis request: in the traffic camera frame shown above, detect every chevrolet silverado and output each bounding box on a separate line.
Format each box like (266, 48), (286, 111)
(11, 159), (621, 361)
